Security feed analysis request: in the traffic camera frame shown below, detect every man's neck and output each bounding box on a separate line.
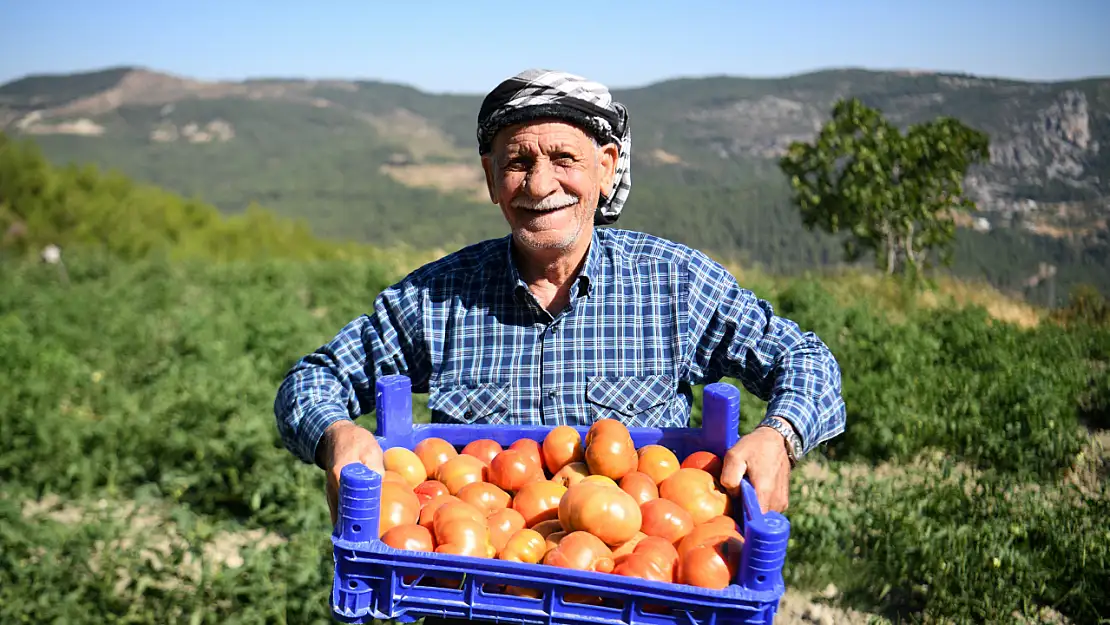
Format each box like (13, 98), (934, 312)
(513, 231), (593, 313)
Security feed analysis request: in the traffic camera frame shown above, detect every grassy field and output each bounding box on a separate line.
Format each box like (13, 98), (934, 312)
(1, 250), (1106, 625)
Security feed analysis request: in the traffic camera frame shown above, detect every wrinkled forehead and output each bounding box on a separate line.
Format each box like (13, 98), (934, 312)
(491, 119), (599, 155)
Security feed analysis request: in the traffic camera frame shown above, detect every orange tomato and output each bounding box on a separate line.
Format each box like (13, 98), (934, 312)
(676, 520), (743, 559)
(659, 467), (730, 525)
(413, 438), (458, 477)
(383, 447), (428, 488)
(487, 507), (527, 554)
(509, 438), (546, 474)
(418, 494), (462, 529)
(378, 481), (420, 537)
(618, 471), (658, 505)
(551, 461), (590, 488)
(680, 451), (723, 481)
(632, 536), (680, 577)
(457, 482), (511, 516)
(498, 528), (546, 564)
(435, 454), (487, 495)
(529, 519), (564, 538)
(558, 481), (642, 547)
(462, 439), (503, 466)
(636, 445), (680, 484)
(542, 425), (584, 474)
(380, 523), (436, 552)
(583, 420), (638, 480)
(511, 480), (567, 527)
(542, 531), (615, 574)
(488, 449), (544, 493)
(678, 536), (742, 589)
(433, 506), (496, 559)
(611, 532), (647, 558)
(544, 530), (567, 554)
(413, 479), (449, 506)
(613, 551), (671, 583)
(639, 498), (695, 545)
(383, 470), (411, 486)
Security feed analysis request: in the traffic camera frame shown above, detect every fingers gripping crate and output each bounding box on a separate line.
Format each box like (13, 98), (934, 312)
(331, 374), (791, 625)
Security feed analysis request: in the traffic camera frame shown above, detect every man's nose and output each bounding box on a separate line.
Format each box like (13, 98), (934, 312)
(524, 159), (558, 197)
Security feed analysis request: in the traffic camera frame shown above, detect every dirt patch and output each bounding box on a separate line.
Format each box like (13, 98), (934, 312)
(775, 587), (882, 625)
(380, 162), (489, 202)
(648, 148), (683, 165)
(21, 494), (286, 593)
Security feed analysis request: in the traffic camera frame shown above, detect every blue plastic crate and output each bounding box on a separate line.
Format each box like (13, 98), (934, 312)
(331, 374), (790, 625)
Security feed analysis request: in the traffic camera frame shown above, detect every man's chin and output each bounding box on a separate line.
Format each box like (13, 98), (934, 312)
(513, 228), (578, 252)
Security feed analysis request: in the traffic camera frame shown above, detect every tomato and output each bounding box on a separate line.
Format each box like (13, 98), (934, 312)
(418, 494), (462, 529)
(509, 438), (546, 473)
(611, 531), (647, 558)
(487, 507), (526, 554)
(613, 551), (671, 582)
(383, 447), (428, 488)
(435, 453), (487, 495)
(639, 497), (695, 545)
(542, 425), (584, 474)
(544, 530), (567, 554)
(636, 445), (680, 484)
(551, 461), (590, 488)
(583, 420), (638, 480)
(632, 535), (680, 578)
(511, 480), (566, 527)
(542, 531), (615, 574)
(380, 523), (436, 552)
(413, 437), (458, 477)
(378, 481), (420, 537)
(383, 470), (412, 486)
(488, 449), (544, 493)
(618, 471), (658, 505)
(462, 439), (503, 466)
(558, 481), (642, 547)
(529, 519), (564, 538)
(498, 528), (546, 564)
(433, 507), (496, 559)
(413, 479), (449, 506)
(457, 482), (511, 516)
(581, 474), (617, 486)
(678, 537), (742, 589)
(677, 520), (743, 559)
(680, 450), (723, 481)
(659, 467), (730, 525)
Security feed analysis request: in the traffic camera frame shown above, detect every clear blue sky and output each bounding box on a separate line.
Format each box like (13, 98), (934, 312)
(2, 0), (1107, 92)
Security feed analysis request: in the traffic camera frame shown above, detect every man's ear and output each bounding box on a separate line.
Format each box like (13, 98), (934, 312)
(598, 143), (620, 195)
(481, 155), (499, 204)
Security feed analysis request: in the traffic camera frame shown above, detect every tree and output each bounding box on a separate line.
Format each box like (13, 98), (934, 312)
(778, 98), (990, 278)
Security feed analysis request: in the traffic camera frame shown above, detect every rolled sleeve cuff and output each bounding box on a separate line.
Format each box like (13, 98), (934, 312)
(765, 390), (846, 457)
(298, 403), (353, 467)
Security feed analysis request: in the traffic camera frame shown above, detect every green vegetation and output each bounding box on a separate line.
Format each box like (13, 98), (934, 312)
(1, 135), (1108, 623)
(779, 98), (990, 278)
(8, 66), (1109, 303)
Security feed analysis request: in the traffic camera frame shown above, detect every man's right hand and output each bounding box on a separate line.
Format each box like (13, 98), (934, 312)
(316, 419), (385, 526)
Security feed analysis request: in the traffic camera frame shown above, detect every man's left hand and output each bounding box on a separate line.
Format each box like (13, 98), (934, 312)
(719, 426), (792, 514)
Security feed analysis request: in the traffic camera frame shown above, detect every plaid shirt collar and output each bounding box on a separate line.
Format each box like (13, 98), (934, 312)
(503, 228), (602, 305)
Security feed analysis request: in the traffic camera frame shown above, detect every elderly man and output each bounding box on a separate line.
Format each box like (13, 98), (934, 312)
(274, 69), (846, 530)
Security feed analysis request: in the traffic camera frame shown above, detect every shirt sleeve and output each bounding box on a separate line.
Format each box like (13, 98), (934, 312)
(684, 251), (846, 456)
(273, 279), (429, 466)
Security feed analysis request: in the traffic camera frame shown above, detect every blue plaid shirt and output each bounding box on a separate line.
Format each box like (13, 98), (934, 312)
(274, 228), (846, 466)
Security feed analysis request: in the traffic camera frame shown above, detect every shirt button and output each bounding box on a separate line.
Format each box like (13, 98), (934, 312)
(548, 391), (557, 399)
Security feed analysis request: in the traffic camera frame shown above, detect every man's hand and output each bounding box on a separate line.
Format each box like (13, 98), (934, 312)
(317, 420), (385, 526)
(719, 426), (792, 514)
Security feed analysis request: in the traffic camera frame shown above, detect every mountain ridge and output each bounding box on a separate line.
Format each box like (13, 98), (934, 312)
(3, 65), (1108, 302)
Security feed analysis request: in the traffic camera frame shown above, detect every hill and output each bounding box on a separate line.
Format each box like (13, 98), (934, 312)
(2, 65), (1109, 302)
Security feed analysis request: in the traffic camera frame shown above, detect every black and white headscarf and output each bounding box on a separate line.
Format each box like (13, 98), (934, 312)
(477, 69), (631, 226)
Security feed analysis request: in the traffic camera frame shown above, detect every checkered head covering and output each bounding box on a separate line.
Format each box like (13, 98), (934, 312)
(477, 69), (631, 226)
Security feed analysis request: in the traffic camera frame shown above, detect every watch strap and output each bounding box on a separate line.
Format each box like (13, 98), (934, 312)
(757, 416), (802, 466)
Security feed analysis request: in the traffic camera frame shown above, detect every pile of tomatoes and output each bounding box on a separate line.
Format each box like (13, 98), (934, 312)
(372, 418), (744, 596)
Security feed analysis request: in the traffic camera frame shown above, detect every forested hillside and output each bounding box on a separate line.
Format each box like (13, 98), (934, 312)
(4, 66), (1108, 303)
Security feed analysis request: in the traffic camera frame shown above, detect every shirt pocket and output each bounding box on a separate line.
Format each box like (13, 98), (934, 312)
(585, 374), (675, 426)
(428, 382), (512, 425)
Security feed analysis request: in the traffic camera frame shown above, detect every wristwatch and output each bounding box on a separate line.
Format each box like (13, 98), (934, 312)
(757, 416), (802, 467)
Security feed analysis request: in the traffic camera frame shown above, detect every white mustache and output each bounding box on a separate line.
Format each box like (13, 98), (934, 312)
(512, 194), (579, 211)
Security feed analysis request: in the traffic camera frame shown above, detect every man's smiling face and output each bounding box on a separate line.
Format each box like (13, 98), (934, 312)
(483, 120), (618, 253)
